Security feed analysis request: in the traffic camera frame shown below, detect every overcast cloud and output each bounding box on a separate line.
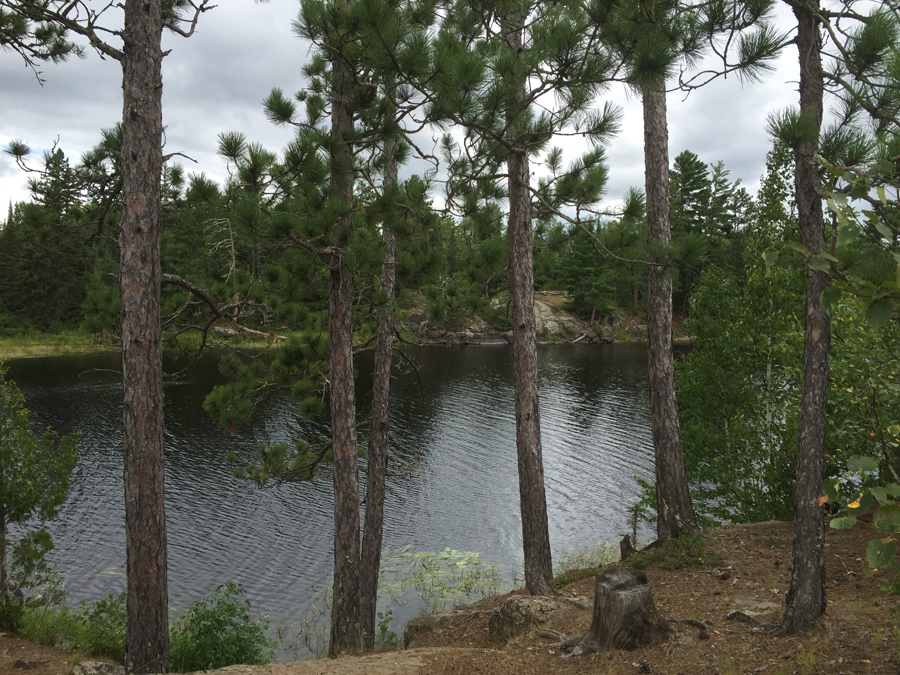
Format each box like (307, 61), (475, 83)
(1, 1), (799, 217)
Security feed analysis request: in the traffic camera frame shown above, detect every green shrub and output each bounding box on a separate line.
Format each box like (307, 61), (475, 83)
(629, 533), (720, 570)
(0, 595), (24, 630)
(18, 592), (126, 660)
(375, 609), (400, 648)
(81, 592), (126, 658)
(169, 582), (275, 672)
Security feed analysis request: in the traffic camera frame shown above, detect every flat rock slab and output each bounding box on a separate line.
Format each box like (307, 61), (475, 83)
(733, 596), (781, 613)
(488, 596), (589, 641)
(73, 665), (125, 675)
(115, 649), (457, 675)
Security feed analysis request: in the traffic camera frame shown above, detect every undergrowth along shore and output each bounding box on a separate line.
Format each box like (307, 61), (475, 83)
(12, 582), (276, 672)
(8, 534), (713, 670)
(10, 526), (900, 674)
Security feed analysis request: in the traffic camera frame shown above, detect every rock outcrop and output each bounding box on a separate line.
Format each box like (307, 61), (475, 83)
(487, 595), (590, 641)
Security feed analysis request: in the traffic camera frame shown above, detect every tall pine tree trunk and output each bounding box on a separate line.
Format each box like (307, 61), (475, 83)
(642, 86), (699, 545)
(503, 12), (554, 597)
(777, 0), (828, 634)
(360, 129), (398, 650)
(328, 1), (360, 653)
(119, 0), (168, 671)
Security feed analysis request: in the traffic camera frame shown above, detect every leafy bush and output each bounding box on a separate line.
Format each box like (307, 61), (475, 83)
(81, 592), (127, 658)
(169, 582), (275, 672)
(826, 455), (900, 592)
(0, 594), (24, 630)
(18, 592), (126, 660)
(0, 365), (79, 628)
(375, 609), (400, 648)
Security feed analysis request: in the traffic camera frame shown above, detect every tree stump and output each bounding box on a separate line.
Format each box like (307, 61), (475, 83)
(620, 534), (636, 561)
(572, 568), (671, 655)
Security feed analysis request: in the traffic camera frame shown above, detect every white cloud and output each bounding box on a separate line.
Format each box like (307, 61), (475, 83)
(1, 1), (801, 219)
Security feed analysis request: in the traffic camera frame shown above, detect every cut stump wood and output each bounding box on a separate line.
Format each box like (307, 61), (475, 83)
(571, 568), (672, 655)
(620, 534), (636, 561)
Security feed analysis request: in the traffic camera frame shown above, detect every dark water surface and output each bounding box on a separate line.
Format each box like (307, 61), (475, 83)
(7, 344), (654, 649)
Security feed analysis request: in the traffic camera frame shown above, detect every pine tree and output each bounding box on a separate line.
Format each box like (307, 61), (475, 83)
(424, 0), (621, 596)
(670, 150), (711, 237)
(223, 0), (440, 651)
(767, 0), (900, 636)
(5, 2), (216, 670)
(592, 0), (784, 544)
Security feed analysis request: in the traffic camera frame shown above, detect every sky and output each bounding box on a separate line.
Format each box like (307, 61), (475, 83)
(0, 1), (801, 218)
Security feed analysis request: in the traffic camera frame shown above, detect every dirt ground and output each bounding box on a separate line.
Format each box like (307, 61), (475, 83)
(2, 519), (897, 675)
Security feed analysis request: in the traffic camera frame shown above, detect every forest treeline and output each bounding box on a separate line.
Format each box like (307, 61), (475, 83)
(0, 136), (751, 337)
(2, 0), (900, 671)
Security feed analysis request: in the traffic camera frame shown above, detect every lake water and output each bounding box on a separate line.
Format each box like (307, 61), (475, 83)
(6, 344), (655, 653)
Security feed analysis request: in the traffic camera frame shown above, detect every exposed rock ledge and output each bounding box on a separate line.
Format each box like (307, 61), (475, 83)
(400, 294), (649, 346)
(73, 652), (432, 675)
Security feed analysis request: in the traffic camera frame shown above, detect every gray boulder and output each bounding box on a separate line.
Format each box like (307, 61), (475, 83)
(488, 595), (589, 641)
(71, 663), (126, 675)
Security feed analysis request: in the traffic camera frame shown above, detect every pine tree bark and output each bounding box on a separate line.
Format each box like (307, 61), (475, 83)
(642, 87), (699, 545)
(119, 0), (168, 671)
(777, 0), (828, 634)
(328, 3), (361, 653)
(360, 130), (398, 650)
(502, 12), (554, 596)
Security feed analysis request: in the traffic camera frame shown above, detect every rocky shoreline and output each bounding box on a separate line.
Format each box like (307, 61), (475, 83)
(400, 293), (654, 347)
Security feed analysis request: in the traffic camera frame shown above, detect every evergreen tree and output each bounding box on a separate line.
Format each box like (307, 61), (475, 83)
(591, 0), (784, 544)
(423, 0), (621, 596)
(561, 222), (617, 321)
(5, 2), (216, 669)
(765, 0), (900, 635)
(0, 147), (97, 331)
(670, 150), (711, 237)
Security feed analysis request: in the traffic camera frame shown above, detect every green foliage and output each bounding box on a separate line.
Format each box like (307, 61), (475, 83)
(677, 264), (803, 522)
(375, 609), (400, 648)
(0, 8), (83, 71)
(560, 223), (617, 319)
(626, 491), (654, 544)
(169, 582), (276, 673)
(79, 273), (119, 337)
(18, 592), (126, 660)
(80, 592), (127, 657)
(676, 141), (807, 523)
(629, 533), (719, 570)
(0, 364), (78, 621)
(825, 455), (900, 592)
